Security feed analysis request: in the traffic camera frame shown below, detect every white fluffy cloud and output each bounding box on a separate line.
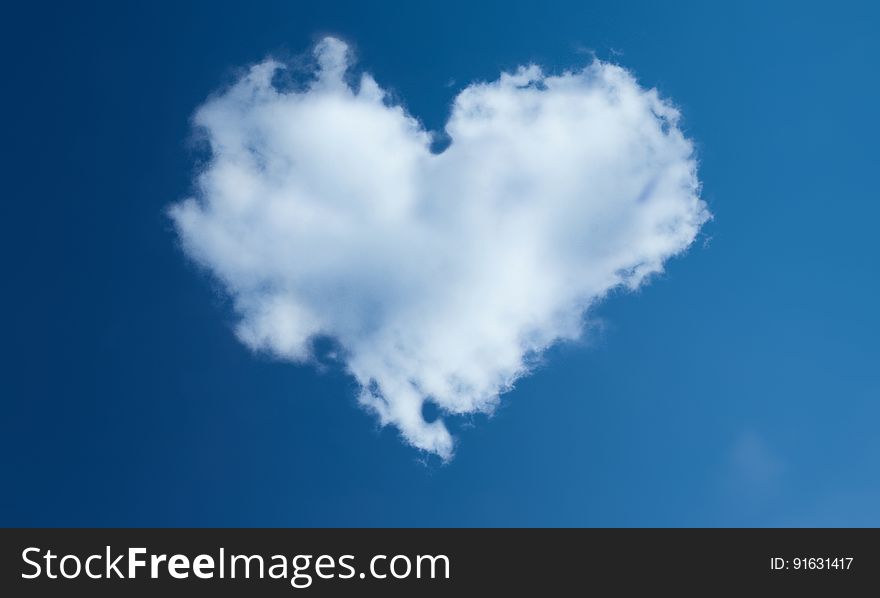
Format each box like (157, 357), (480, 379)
(170, 37), (709, 459)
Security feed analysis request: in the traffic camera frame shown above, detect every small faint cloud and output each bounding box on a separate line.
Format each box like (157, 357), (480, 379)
(724, 430), (785, 502)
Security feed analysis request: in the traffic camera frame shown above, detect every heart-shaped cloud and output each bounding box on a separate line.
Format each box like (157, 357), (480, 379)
(170, 37), (708, 459)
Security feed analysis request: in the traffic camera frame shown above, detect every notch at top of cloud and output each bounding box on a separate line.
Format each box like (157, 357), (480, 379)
(170, 37), (709, 460)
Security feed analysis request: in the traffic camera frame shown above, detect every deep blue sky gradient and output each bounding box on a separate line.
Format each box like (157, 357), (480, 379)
(2, 0), (878, 526)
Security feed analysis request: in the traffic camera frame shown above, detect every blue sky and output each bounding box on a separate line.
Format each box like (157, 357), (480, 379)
(3, 0), (879, 526)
